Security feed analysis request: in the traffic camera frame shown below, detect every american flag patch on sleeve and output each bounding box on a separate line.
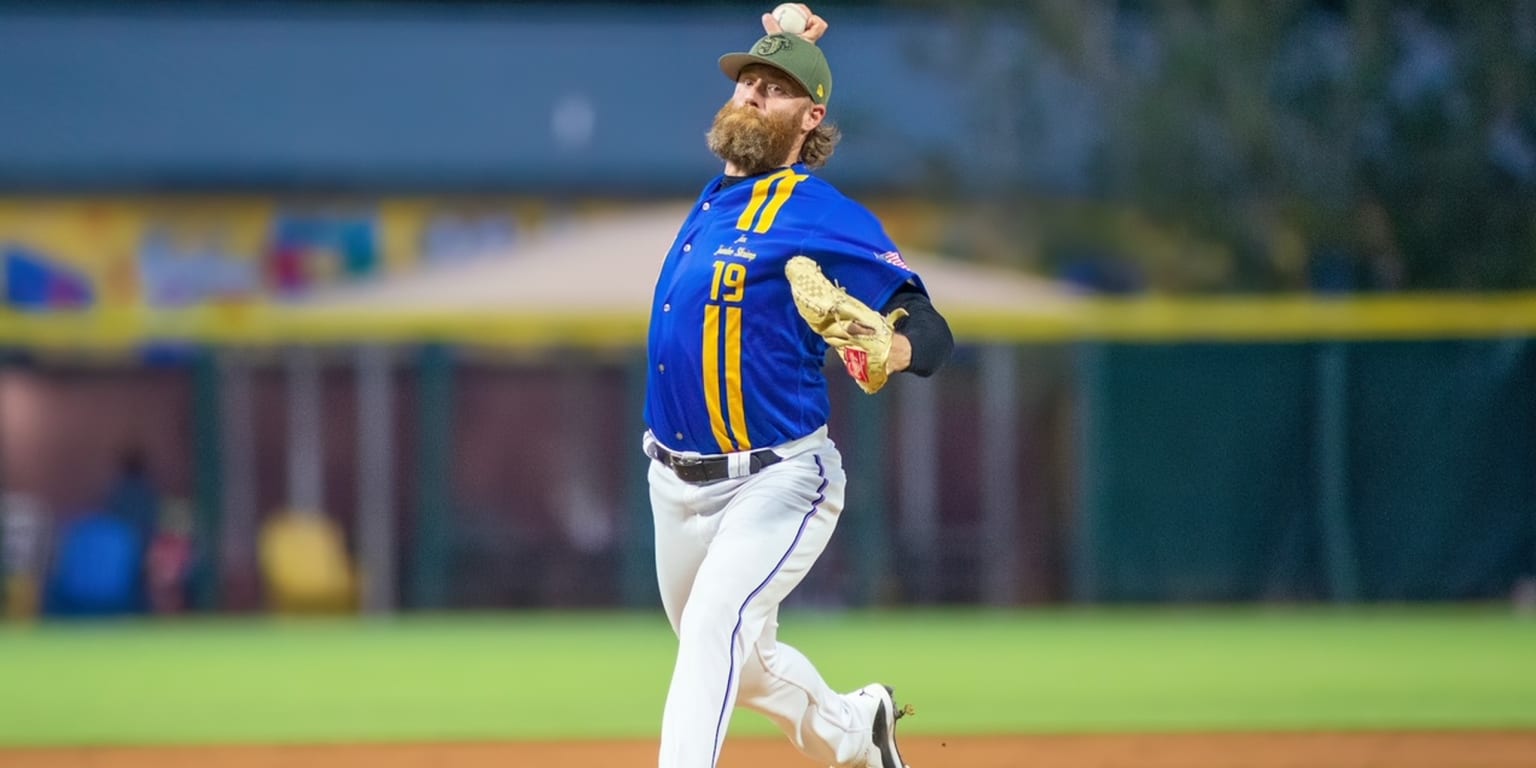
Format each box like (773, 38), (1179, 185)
(878, 251), (908, 269)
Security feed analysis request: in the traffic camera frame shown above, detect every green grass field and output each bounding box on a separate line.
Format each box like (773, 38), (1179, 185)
(1, 607), (1533, 747)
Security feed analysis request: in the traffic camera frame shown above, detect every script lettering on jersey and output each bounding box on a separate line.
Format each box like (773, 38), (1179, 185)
(715, 243), (758, 261)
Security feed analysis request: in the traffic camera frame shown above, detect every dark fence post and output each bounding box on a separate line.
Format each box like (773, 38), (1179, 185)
(410, 343), (454, 610)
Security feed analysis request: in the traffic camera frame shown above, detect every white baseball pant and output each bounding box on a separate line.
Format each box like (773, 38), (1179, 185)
(645, 426), (874, 768)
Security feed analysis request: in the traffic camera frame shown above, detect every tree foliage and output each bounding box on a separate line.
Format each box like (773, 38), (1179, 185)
(948, 0), (1536, 292)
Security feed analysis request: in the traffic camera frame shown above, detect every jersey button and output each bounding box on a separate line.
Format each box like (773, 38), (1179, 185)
(675, 432), (684, 441)
(702, 202), (711, 211)
(663, 304), (670, 312)
(657, 364), (665, 372)
(682, 243), (692, 252)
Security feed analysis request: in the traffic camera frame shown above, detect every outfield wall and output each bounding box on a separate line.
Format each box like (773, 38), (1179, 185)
(3, 300), (1533, 614)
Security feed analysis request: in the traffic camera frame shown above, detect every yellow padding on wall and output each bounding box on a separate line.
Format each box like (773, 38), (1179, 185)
(258, 512), (356, 615)
(4, 293), (1536, 348)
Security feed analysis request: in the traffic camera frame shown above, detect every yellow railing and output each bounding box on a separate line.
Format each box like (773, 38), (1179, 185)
(4, 293), (1536, 349)
(950, 293), (1536, 342)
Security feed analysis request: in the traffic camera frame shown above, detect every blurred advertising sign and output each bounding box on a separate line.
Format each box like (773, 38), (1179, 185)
(0, 198), (273, 310)
(135, 199), (273, 308)
(0, 199), (137, 310)
(266, 205), (380, 299)
(0, 199), (383, 310)
(3, 244), (94, 310)
(0, 196), (612, 312)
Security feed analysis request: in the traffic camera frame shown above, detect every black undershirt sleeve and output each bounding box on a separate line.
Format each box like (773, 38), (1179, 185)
(881, 283), (954, 378)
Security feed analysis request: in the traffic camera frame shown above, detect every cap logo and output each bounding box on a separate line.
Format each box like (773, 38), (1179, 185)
(754, 36), (790, 56)
(816, 84), (824, 99)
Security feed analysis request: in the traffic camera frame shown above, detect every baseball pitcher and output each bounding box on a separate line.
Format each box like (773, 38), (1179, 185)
(642, 6), (953, 768)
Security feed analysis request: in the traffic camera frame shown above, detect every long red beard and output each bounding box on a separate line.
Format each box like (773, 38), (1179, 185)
(706, 101), (805, 176)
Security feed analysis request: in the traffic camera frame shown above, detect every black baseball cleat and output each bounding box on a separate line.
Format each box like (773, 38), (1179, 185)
(857, 683), (914, 768)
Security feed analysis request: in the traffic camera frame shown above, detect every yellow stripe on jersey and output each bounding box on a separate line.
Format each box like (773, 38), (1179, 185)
(752, 172), (809, 233)
(702, 305), (733, 453)
(735, 169), (794, 232)
(724, 306), (750, 450)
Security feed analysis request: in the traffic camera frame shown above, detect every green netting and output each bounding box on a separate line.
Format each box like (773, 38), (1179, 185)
(1077, 340), (1536, 601)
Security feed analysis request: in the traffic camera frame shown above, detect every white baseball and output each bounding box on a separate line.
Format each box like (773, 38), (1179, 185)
(772, 3), (808, 35)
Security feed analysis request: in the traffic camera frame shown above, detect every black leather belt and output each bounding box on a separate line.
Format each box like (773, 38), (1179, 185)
(647, 442), (783, 484)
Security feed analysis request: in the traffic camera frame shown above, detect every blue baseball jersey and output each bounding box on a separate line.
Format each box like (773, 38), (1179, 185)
(645, 164), (928, 455)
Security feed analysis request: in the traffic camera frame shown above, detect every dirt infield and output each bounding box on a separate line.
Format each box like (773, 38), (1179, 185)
(5, 732), (1535, 768)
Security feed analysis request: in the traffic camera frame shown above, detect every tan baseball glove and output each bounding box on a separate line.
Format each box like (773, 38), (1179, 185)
(785, 255), (908, 394)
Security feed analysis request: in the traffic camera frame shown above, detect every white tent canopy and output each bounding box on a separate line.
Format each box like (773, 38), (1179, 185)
(302, 203), (1071, 314)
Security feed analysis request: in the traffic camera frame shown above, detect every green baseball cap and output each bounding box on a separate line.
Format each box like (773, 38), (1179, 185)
(719, 33), (832, 106)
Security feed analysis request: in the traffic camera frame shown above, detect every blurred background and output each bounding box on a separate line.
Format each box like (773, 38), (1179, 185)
(0, 0), (1533, 624)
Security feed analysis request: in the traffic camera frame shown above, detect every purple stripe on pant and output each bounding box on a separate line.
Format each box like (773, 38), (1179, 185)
(709, 455), (829, 767)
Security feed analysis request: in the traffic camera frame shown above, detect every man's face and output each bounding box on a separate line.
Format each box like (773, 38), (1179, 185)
(707, 64), (823, 176)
